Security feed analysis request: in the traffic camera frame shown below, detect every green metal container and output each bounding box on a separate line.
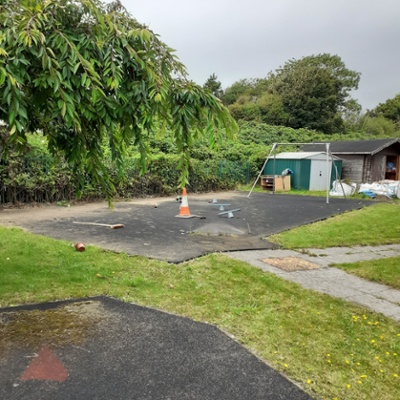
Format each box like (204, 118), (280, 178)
(263, 152), (342, 190)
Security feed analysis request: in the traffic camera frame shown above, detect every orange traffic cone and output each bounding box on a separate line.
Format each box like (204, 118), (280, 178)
(175, 188), (194, 218)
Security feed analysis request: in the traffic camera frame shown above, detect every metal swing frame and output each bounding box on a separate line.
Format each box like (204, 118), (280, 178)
(247, 142), (340, 204)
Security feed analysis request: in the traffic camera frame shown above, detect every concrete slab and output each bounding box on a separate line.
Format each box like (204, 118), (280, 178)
(379, 288), (400, 304)
(345, 294), (400, 320)
(302, 245), (400, 267)
(225, 247), (400, 322)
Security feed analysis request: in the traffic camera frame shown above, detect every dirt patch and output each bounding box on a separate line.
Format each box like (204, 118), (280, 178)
(261, 256), (321, 272)
(194, 222), (246, 236)
(0, 301), (108, 353)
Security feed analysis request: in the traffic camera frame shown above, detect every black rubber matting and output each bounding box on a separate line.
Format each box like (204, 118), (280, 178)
(0, 296), (314, 400)
(16, 192), (370, 262)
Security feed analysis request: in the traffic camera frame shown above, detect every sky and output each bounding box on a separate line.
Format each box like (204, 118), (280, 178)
(116, 0), (400, 110)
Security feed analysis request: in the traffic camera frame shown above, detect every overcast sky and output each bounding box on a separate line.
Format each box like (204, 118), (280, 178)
(118, 0), (399, 110)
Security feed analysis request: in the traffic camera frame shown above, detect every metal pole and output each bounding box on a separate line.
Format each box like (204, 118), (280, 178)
(326, 143), (330, 204)
(247, 143), (277, 197)
(273, 144), (277, 194)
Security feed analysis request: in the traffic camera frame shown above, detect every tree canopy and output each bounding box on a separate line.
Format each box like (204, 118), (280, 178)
(221, 78), (268, 105)
(268, 54), (361, 133)
(368, 94), (400, 125)
(223, 54), (361, 134)
(203, 73), (223, 99)
(0, 0), (237, 197)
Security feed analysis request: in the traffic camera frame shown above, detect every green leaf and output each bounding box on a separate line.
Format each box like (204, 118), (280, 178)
(18, 104), (27, 120)
(73, 62), (81, 74)
(81, 72), (87, 86)
(61, 102), (66, 117)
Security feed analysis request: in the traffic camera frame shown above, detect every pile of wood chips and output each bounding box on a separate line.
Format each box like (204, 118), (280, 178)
(261, 256), (320, 272)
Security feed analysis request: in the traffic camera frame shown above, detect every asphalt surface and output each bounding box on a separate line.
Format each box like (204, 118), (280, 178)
(0, 297), (313, 400)
(12, 192), (371, 262)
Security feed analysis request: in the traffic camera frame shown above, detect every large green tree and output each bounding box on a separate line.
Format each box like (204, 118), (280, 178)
(268, 54), (361, 133)
(221, 78), (269, 105)
(368, 94), (400, 125)
(0, 0), (237, 197)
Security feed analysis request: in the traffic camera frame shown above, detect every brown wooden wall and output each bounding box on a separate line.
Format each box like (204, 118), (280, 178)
(370, 154), (386, 182)
(339, 155), (364, 182)
(335, 142), (400, 183)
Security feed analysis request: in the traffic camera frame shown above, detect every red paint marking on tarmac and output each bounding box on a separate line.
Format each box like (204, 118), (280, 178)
(20, 346), (68, 382)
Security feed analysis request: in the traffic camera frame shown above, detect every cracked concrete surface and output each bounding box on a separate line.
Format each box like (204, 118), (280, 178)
(226, 244), (400, 322)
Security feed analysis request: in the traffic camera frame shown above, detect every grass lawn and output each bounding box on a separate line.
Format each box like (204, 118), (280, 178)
(335, 257), (400, 290)
(1, 202), (400, 400)
(269, 203), (400, 248)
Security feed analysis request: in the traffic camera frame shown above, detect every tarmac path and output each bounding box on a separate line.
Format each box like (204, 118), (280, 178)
(0, 297), (313, 400)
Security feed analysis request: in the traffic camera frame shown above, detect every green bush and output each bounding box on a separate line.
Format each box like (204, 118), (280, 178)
(2, 119), (398, 205)
(0, 135), (247, 204)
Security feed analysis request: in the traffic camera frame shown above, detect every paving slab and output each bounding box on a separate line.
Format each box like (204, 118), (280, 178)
(225, 245), (400, 322)
(304, 244), (400, 267)
(0, 297), (313, 400)
(344, 293), (400, 320)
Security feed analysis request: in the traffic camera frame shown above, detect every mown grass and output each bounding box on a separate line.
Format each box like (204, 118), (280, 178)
(269, 203), (400, 248)
(238, 183), (377, 199)
(335, 257), (400, 290)
(238, 183), (327, 196)
(1, 223), (400, 400)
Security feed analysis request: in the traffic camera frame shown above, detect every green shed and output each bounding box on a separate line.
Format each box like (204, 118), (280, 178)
(263, 152), (342, 190)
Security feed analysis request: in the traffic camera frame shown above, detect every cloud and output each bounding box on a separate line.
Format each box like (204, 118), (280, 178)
(120, 0), (400, 109)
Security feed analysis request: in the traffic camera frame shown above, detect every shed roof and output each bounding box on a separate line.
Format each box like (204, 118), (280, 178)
(301, 138), (400, 155)
(272, 152), (340, 160)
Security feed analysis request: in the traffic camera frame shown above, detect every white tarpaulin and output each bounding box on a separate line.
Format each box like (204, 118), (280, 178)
(330, 180), (400, 198)
(330, 180), (357, 197)
(358, 180), (400, 198)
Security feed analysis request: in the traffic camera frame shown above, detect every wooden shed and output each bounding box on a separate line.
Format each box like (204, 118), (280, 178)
(301, 138), (400, 183)
(263, 152), (342, 190)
